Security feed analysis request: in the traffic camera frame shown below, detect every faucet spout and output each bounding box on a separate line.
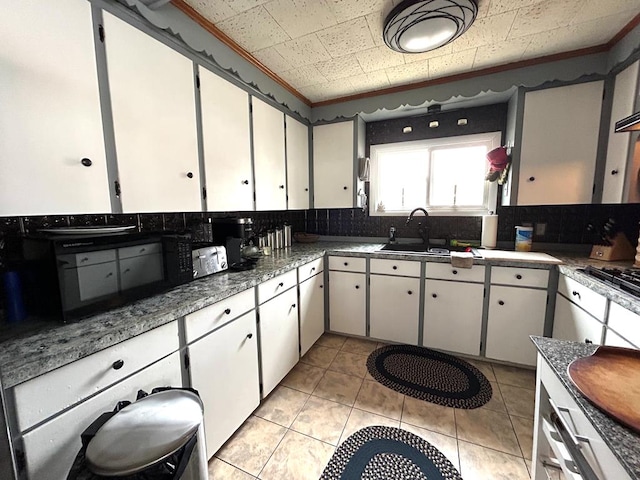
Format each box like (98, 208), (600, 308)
(406, 207), (429, 225)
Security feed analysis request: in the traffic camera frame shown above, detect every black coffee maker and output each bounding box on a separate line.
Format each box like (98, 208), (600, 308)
(211, 217), (254, 266)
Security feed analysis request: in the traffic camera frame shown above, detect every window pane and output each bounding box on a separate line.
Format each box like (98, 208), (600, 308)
(429, 145), (487, 206)
(377, 149), (427, 211)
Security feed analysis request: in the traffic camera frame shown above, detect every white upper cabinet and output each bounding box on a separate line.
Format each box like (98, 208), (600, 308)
(104, 12), (201, 213)
(286, 115), (310, 210)
(0, 0), (110, 216)
(313, 121), (355, 208)
(518, 81), (604, 205)
(602, 61), (639, 203)
(252, 97), (286, 211)
(200, 67), (253, 211)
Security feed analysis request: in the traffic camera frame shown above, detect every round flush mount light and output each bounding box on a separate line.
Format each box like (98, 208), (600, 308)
(383, 0), (478, 54)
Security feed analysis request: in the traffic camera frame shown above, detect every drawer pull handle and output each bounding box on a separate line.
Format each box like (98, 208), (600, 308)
(311, 267), (316, 272)
(432, 293), (437, 298)
(548, 398), (590, 448)
(81, 257), (89, 262)
(140, 248), (146, 253)
(407, 290), (413, 295)
(224, 308), (231, 315)
(452, 269), (458, 275)
(319, 284), (324, 289)
(123, 268), (130, 274)
(355, 285), (360, 289)
(393, 265), (398, 270)
(278, 282), (284, 288)
(344, 262), (349, 266)
(112, 359), (124, 370)
(585, 338), (593, 344)
(246, 333), (253, 339)
(291, 303), (296, 308)
(498, 300), (505, 306)
(516, 274), (522, 280)
(242, 179), (249, 185)
(572, 290), (581, 299)
(279, 185), (285, 189)
(343, 186), (348, 190)
(106, 272), (113, 277)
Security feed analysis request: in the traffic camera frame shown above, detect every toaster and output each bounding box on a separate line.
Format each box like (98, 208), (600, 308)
(192, 246), (228, 279)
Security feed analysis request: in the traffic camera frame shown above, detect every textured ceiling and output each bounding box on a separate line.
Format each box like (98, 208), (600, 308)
(183, 0), (640, 104)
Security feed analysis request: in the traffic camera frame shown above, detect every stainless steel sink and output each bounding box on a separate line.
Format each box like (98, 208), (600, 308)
(378, 243), (481, 257)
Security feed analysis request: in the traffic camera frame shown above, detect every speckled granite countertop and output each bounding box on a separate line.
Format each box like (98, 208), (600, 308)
(0, 240), (635, 390)
(531, 336), (640, 479)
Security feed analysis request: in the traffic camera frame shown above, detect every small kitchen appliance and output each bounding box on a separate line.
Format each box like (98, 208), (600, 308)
(211, 217), (253, 265)
(580, 266), (640, 299)
(191, 245), (227, 279)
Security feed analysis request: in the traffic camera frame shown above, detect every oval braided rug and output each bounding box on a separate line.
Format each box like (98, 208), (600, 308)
(366, 344), (492, 409)
(319, 426), (463, 480)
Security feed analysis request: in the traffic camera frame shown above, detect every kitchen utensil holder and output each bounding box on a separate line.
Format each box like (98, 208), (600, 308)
(590, 232), (636, 261)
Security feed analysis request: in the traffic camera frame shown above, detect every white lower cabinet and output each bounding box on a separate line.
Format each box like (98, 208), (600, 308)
(329, 271), (366, 336)
(21, 352), (182, 480)
(552, 294), (603, 345)
(486, 286), (547, 366)
(188, 311), (259, 459)
(259, 287), (299, 397)
(424, 279), (484, 356)
(369, 274), (420, 345)
(299, 273), (325, 356)
(605, 302), (640, 349)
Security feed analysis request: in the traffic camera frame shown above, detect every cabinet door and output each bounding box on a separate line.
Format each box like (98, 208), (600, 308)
(253, 97), (286, 210)
(0, 0), (110, 216)
(299, 273), (325, 356)
(424, 280), (484, 356)
(259, 288), (299, 396)
(552, 294), (603, 345)
(189, 311), (259, 459)
(486, 286), (547, 366)
(104, 12), (201, 213)
(329, 271), (366, 336)
(286, 115), (310, 209)
(313, 122), (354, 208)
(200, 67), (253, 211)
(518, 81), (603, 205)
(606, 302), (640, 348)
(602, 61), (639, 203)
(21, 352), (182, 480)
(370, 275), (420, 345)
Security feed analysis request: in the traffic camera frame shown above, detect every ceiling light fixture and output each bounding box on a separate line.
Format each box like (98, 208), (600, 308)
(383, 0), (478, 54)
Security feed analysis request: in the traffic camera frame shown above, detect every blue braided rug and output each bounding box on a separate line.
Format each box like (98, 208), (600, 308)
(320, 426), (463, 480)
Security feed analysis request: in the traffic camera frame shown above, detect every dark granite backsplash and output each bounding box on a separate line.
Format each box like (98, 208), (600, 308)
(1, 204), (639, 252)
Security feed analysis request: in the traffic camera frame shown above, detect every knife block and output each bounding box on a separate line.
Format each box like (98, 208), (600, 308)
(590, 232), (636, 261)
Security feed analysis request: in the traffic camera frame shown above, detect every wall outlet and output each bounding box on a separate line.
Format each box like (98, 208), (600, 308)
(535, 223), (546, 236)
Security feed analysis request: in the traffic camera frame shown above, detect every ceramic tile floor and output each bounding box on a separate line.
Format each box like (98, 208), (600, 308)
(208, 334), (539, 480)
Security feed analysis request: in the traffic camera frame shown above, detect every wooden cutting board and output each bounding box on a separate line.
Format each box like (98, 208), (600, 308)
(568, 346), (640, 433)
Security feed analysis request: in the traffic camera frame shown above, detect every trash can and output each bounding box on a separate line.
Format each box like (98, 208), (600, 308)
(67, 388), (208, 480)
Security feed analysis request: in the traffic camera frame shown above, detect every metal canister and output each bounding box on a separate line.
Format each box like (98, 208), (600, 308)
(284, 225), (292, 247)
(266, 231), (275, 249)
(275, 227), (284, 249)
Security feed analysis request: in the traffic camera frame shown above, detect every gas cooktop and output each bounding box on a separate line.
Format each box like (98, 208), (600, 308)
(580, 266), (640, 298)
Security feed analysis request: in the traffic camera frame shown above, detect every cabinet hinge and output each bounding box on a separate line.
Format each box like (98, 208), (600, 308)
(184, 353), (190, 369)
(592, 183), (596, 195)
(196, 74), (200, 89)
(546, 294), (549, 305)
(98, 24), (105, 43)
(253, 192), (256, 202)
(483, 287), (486, 298)
(114, 180), (121, 197)
(15, 448), (25, 473)
(480, 341), (483, 351)
(256, 311), (260, 323)
(249, 103), (253, 113)
(259, 383), (263, 395)
(202, 186), (207, 200)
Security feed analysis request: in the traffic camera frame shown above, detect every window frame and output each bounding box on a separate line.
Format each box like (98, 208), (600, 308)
(368, 131), (501, 217)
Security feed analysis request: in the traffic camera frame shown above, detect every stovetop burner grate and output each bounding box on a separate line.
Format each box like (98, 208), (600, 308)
(580, 266), (640, 298)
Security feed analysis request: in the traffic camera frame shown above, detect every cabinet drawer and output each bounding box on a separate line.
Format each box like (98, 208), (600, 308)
(58, 249), (116, 268)
(118, 242), (162, 259)
(426, 263), (485, 282)
(558, 275), (607, 321)
(14, 321), (179, 432)
(185, 288), (256, 344)
(328, 256), (366, 273)
(298, 257), (324, 283)
(258, 269), (297, 305)
(606, 302), (640, 348)
(492, 266), (548, 288)
(370, 258), (420, 277)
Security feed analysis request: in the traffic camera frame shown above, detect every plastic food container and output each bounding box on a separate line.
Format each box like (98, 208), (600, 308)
(515, 226), (533, 252)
